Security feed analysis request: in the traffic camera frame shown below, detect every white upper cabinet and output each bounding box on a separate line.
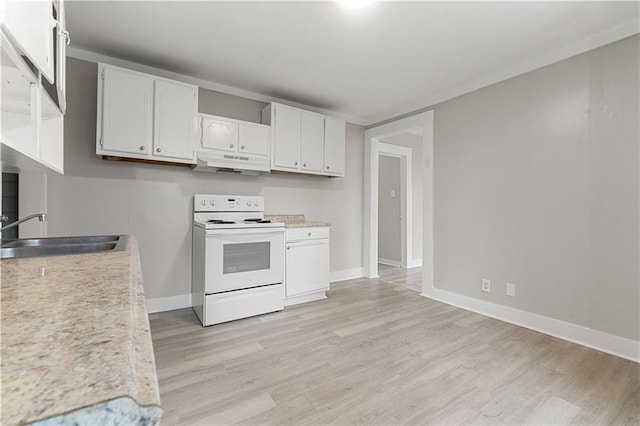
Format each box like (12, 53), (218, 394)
(200, 114), (270, 157)
(300, 112), (324, 173)
(1, 0), (54, 83)
(0, 0), (67, 174)
(270, 104), (301, 171)
(99, 66), (154, 157)
(238, 122), (269, 156)
(324, 117), (346, 176)
(96, 63), (198, 164)
(153, 79), (197, 161)
(262, 102), (345, 177)
(54, 0), (68, 113)
(201, 117), (237, 152)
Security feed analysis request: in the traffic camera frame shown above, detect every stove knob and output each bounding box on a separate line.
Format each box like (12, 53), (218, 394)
(247, 201), (252, 206)
(209, 200), (216, 206)
(254, 201), (260, 207)
(200, 200), (207, 206)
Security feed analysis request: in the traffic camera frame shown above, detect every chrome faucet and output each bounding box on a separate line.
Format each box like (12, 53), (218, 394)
(0, 213), (47, 232)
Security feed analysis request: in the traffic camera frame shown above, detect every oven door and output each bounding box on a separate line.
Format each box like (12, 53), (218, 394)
(204, 227), (284, 293)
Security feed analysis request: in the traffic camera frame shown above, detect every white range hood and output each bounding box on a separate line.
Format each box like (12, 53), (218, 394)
(193, 151), (270, 176)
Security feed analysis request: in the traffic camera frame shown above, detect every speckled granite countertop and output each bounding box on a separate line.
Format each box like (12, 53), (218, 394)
(265, 214), (331, 228)
(0, 237), (161, 425)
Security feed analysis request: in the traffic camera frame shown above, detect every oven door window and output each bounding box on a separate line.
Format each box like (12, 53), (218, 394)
(223, 241), (271, 274)
(203, 229), (284, 293)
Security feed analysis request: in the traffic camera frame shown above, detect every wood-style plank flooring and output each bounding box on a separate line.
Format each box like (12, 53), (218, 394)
(378, 264), (422, 293)
(149, 278), (640, 425)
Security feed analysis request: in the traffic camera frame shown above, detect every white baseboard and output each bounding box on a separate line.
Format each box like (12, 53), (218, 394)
(421, 286), (640, 363)
(146, 293), (192, 314)
(285, 291), (327, 307)
(378, 258), (401, 267)
(330, 267), (364, 283)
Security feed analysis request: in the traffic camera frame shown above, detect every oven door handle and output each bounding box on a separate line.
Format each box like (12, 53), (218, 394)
(204, 228), (284, 236)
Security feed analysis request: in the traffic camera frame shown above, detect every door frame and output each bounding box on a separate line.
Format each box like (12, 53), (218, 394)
(377, 143), (413, 269)
(363, 110), (434, 295)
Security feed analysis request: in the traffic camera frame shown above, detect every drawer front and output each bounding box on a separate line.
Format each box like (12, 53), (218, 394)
(203, 284), (284, 326)
(286, 226), (329, 242)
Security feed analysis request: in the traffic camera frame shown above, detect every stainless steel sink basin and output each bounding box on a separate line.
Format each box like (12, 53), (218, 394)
(0, 235), (128, 259)
(1, 235), (120, 248)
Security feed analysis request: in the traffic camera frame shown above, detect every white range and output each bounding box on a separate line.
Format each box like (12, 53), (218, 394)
(191, 194), (285, 326)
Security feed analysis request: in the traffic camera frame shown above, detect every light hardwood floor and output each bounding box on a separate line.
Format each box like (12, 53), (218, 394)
(150, 278), (640, 425)
(378, 264), (422, 293)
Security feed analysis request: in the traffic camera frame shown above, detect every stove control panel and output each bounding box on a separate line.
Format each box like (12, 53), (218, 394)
(194, 194), (264, 212)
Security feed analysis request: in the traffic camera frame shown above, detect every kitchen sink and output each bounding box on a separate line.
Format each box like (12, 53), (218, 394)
(0, 235), (128, 259)
(1, 235), (120, 248)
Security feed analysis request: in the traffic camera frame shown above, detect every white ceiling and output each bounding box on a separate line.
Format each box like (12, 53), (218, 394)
(66, 1), (639, 125)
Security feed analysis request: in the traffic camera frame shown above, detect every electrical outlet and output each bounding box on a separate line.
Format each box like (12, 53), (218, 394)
(481, 279), (491, 293)
(506, 283), (516, 297)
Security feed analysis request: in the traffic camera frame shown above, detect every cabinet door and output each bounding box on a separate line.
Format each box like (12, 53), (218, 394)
(285, 240), (330, 298)
(272, 104), (300, 170)
(324, 118), (345, 175)
(2, 0), (54, 83)
(153, 80), (197, 162)
(54, 0), (67, 113)
(201, 116), (238, 152)
(300, 112), (324, 172)
(238, 122), (269, 156)
(100, 67), (153, 156)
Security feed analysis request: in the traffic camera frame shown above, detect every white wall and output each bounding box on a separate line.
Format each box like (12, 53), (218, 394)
(378, 155), (401, 264)
(425, 35), (639, 342)
(40, 57), (364, 309)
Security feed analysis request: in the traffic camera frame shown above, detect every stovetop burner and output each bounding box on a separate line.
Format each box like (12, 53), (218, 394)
(207, 219), (236, 224)
(244, 218), (272, 223)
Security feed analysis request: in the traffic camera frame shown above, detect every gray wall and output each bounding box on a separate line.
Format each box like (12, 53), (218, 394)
(42, 57), (364, 302)
(378, 155), (401, 263)
(382, 133), (423, 263)
(428, 35), (639, 341)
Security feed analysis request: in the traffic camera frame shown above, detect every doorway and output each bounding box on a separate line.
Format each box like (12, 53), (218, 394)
(363, 110), (434, 294)
(377, 143), (412, 269)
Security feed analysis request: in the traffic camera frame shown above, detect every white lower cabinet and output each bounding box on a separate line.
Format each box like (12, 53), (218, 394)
(284, 227), (330, 306)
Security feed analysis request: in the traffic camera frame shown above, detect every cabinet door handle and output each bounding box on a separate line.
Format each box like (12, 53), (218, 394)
(139, 146), (145, 151)
(156, 147), (162, 153)
(326, 166), (330, 170)
(307, 232), (311, 237)
(241, 145), (245, 150)
(286, 246), (290, 250)
(303, 163), (307, 168)
(294, 162), (298, 166)
(230, 144), (234, 148)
